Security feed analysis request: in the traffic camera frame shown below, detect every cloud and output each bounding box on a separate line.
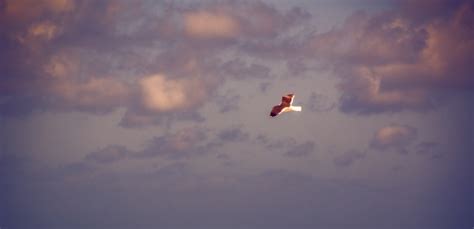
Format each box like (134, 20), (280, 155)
(85, 145), (130, 164)
(218, 127), (250, 142)
(309, 1), (474, 113)
(119, 109), (205, 129)
(184, 11), (240, 39)
(415, 141), (444, 159)
(3, 0), (75, 22)
(134, 127), (212, 160)
(81, 127), (216, 164)
(219, 58), (271, 80)
(254, 135), (316, 158)
(216, 153), (231, 160)
(333, 150), (366, 167)
(120, 71), (214, 128)
(283, 141), (315, 157)
(306, 92), (335, 112)
(139, 74), (205, 112)
(214, 91), (240, 113)
(264, 137), (297, 150)
(0, 0), (312, 129)
(18, 21), (60, 46)
(3, 0), (471, 126)
(183, 1), (310, 40)
(370, 124), (417, 153)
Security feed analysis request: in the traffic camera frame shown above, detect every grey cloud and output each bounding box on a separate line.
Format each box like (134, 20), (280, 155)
(219, 59), (271, 80)
(306, 92), (335, 112)
(286, 58), (310, 76)
(265, 138), (298, 150)
(135, 128), (210, 160)
(333, 150), (366, 167)
(216, 153), (231, 160)
(218, 127), (250, 142)
(283, 141), (315, 157)
(119, 108), (205, 129)
(150, 162), (193, 182)
(253, 135), (316, 158)
(214, 91), (241, 113)
(416, 141), (444, 159)
(80, 127), (214, 164)
(256, 169), (314, 188)
(258, 81), (272, 93)
(85, 145), (130, 164)
(56, 161), (96, 177)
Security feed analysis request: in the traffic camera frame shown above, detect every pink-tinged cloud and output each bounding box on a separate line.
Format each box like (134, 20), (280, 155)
(40, 52), (130, 112)
(139, 74), (206, 112)
(50, 77), (129, 111)
(370, 124), (417, 153)
(3, 0), (74, 22)
(184, 11), (240, 39)
(18, 21), (60, 46)
(182, 1), (310, 41)
(1, 0), (311, 123)
(310, 2), (474, 113)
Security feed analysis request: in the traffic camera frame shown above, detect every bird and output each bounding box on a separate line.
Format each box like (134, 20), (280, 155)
(269, 93), (302, 117)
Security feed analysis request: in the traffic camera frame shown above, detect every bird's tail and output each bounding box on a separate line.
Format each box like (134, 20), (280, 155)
(290, 106), (302, 112)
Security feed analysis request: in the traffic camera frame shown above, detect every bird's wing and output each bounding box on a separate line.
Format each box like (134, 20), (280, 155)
(270, 105), (284, 117)
(281, 94), (294, 106)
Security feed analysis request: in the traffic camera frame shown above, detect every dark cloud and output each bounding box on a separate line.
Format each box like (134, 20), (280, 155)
(265, 137), (298, 150)
(283, 141), (315, 157)
(218, 127), (250, 142)
(286, 58), (310, 76)
(119, 108), (205, 129)
(415, 141), (444, 159)
(258, 81), (272, 93)
(219, 58), (271, 80)
(253, 135), (317, 158)
(149, 162), (193, 182)
(216, 153), (231, 160)
(79, 127), (216, 163)
(306, 92), (335, 112)
(333, 150), (366, 167)
(55, 161), (96, 177)
(370, 124), (417, 154)
(85, 145), (130, 164)
(214, 90), (241, 113)
(134, 127), (211, 160)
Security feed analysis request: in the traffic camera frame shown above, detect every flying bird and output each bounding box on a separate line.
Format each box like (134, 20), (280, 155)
(269, 93), (302, 117)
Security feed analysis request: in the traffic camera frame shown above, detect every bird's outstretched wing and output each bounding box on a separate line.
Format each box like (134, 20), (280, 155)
(270, 105), (285, 117)
(281, 94), (294, 106)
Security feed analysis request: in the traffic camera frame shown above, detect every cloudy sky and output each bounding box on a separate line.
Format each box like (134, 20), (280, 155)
(0, 0), (473, 228)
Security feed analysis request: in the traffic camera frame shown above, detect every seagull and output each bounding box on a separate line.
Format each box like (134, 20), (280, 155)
(269, 93), (302, 117)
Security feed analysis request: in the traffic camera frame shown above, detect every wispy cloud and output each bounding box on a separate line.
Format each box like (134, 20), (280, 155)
(333, 150), (366, 167)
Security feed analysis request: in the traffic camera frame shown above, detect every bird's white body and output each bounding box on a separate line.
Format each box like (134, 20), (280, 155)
(289, 106), (302, 112)
(282, 106), (302, 113)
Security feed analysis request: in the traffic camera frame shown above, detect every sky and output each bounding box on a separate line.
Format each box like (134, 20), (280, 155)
(0, 0), (473, 228)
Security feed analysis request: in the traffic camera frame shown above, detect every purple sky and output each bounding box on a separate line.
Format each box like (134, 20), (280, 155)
(1, 0), (473, 228)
